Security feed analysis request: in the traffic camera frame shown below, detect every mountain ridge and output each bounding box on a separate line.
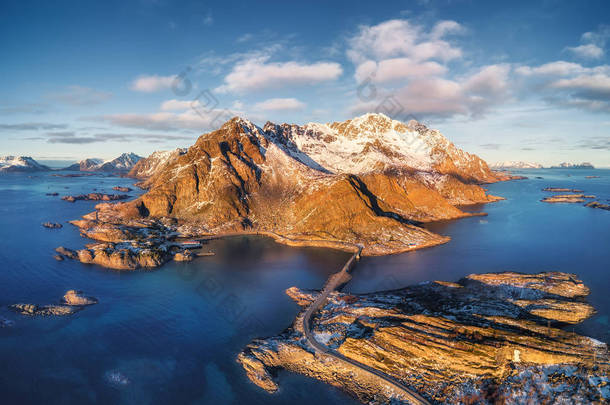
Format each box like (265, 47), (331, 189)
(70, 113), (508, 265)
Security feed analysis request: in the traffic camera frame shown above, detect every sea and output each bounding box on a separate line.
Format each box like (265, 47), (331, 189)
(0, 168), (608, 404)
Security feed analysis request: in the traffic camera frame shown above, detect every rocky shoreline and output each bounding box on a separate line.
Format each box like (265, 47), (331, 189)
(238, 272), (608, 404)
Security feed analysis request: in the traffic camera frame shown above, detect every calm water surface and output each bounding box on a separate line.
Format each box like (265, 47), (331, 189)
(0, 169), (608, 404)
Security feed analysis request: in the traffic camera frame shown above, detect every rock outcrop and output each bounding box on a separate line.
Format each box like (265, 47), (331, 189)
(9, 290), (98, 317)
(541, 194), (595, 203)
(42, 222), (62, 229)
(239, 272), (608, 404)
(585, 201), (610, 211)
(112, 186), (132, 192)
(543, 187), (583, 192)
(61, 193), (129, 203)
(62, 290), (98, 306)
(67, 114), (508, 268)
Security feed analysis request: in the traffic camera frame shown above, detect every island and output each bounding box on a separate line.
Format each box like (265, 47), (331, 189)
(63, 114), (516, 270)
(550, 162), (595, 169)
(541, 194), (596, 203)
(239, 271), (608, 404)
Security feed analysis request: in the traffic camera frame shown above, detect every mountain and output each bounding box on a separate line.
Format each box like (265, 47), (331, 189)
(128, 148), (187, 186)
(0, 156), (50, 172)
(263, 113), (497, 183)
(64, 158), (103, 171)
(491, 161), (543, 169)
(97, 152), (142, 172)
(551, 162), (595, 169)
(63, 153), (142, 172)
(72, 114), (506, 259)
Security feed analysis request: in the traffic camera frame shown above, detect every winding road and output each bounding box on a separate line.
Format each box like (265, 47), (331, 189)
(301, 245), (432, 405)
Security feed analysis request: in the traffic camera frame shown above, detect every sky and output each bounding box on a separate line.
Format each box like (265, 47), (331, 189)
(1, 0), (609, 166)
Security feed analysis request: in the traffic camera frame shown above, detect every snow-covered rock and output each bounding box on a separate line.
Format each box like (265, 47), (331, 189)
(0, 156), (50, 172)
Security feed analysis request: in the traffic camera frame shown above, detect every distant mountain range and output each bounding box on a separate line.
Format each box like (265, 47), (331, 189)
(0, 156), (50, 172)
(491, 161), (597, 169)
(63, 153), (143, 172)
(491, 161), (543, 169)
(0, 153), (142, 173)
(550, 162), (595, 169)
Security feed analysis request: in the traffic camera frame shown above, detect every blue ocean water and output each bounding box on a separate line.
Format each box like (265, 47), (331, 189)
(0, 169), (608, 404)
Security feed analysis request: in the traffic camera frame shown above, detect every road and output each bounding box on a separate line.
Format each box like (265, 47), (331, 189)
(301, 245), (432, 405)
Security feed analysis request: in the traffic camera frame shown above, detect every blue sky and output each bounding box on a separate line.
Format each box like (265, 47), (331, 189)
(1, 0), (609, 166)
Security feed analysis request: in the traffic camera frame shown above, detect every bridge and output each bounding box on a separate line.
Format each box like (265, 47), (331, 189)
(301, 244), (431, 405)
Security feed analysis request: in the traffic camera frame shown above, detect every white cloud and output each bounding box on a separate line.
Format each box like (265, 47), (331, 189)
(130, 75), (177, 93)
(354, 58), (447, 83)
(253, 98), (306, 111)
(564, 25), (609, 60)
(347, 19), (463, 65)
(550, 74), (610, 97)
(217, 55), (342, 93)
(516, 59), (610, 113)
(566, 44), (604, 59)
(160, 99), (194, 111)
(351, 64), (511, 118)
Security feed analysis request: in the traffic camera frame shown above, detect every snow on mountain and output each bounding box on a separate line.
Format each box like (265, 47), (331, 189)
(64, 153), (142, 172)
(128, 148), (187, 179)
(64, 158), (104, 171)
(0, 156), (50, 172)
(491, 161), (543, 169)
(263, 113), (497, 183)
(97, 153), (142, 171)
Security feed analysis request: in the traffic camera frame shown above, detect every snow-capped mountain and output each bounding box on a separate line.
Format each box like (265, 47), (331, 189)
(128, 148), (187, 180)
(491, 161), (543, 169)
(64, 158), (104, 171)
(64, 153), (142, 172)
(263, 113), (497, 183)
(0, 156), (50, 172)
(97, 153), (142, 171)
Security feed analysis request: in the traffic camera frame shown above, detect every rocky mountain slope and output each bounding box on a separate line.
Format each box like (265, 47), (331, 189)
(239, 272), (608, 404)
(0, 156), (50, 172)
(69, 114), (508, 268)
(491, 161), (543, 169)
(64, 153), (142, 172)
(64, 158), (103, 171)
(128, 148), (187, 187)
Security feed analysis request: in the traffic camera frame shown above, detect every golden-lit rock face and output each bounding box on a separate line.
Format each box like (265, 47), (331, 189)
(74, 115), (507, 259)
(239, 272), (609, 404)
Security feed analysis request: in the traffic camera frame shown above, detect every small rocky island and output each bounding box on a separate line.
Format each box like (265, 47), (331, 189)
(541, 194), (596, 203)
(585, 201), (610, 211)
(9, 290), (97, 317)
(61, 193), (129, 203)
(239, 272), (608, 404)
